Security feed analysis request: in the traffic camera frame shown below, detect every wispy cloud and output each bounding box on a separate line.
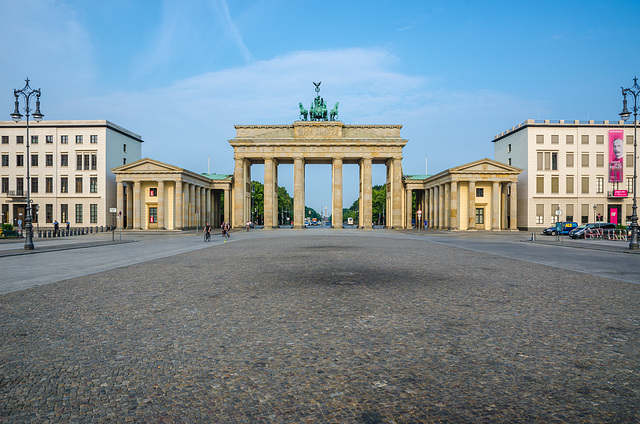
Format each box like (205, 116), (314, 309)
(212, 0), (253, 64)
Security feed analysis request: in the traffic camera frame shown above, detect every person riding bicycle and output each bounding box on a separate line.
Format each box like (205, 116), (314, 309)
(204, 222), (212, 240)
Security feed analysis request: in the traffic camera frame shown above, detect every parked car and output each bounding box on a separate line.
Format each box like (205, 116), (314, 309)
(542, 221), (578, 235)
(569, 222), (616, 239)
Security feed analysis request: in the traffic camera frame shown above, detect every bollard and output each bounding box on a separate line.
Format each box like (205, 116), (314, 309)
(530, 232), (536, 241)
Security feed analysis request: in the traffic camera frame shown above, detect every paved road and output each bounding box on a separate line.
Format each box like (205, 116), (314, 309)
(0, 230), (638, 422)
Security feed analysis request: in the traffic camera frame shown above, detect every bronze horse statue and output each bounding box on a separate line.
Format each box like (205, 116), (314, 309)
(329, 102), (339, 121)
(299, 102), (308, 121)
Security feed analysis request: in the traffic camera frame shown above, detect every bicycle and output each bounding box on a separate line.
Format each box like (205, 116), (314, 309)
(204, 231), (211, 242)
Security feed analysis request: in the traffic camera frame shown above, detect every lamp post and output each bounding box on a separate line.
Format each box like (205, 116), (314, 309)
(11, 78), (44, 250)
(620, 77), (639, 250)
(593, 204), (597, 223)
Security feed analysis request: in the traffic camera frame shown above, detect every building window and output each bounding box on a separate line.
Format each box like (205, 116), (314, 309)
(91, 154), (97, 170)
(16, 178), (24, 196)
(581, 176), (589, 194)
(581, 134), (589, 145)
(536, 204), (544, 224)
(596, 153), (604, 168)
(551, 176), (559, 194)
(551, 152), (558, 170)
(61, 135), (68, 144)
(61, 177), (68, 193)
(149, 207), (158, 224)
(77, 155), (82, 170)
(84, 154), (90, 170)
(627, 154), (633, 168)
(566, 134), (574, 144)
(536, 176), (544, 193)
(596, 134), (604, 145)
(566, 153), (574, 167)
(123, 144), (127, 153)
(1, 136), (8, 144)
(31, 135), (38, 144)
(90, 135), (98, 144)
(90, 204), (98, 223)
(150, 188), (158, 197)
(551, 204), (560, 223)
(46, 177), (53, 193)
(551, 135), (559, 144)
(31, 177), (38, 194)
(581, 153), (589, 167)
(90, 177), (97, 193)
(596, 176), (604, 194)
(46, 204), (53, 223)
(61, 154), (68, 167)
(566, 176), (574, 194)
(46, 135), (53, 144)
(16, 154), (24, 166)
(123, 158), (127, 165)
(475, 208), (484, 225)
(1, 178), (8, 193)
(75, 135), (83, 144)
(507, 144), (511, 153)
(17, 135), (24, 144)
(1, 154), (8, 166)
(537, 152), (543, 170)
(61, 204), (68, 223)
(628, 177), (634, 194)
(75, 204), (83, 223)
(31, 154), (38, 167)
(536, 135), (544, 144)
(508, 158), (511, 165)
(46, 154), (53, 167)
(76, 177), (83, 193)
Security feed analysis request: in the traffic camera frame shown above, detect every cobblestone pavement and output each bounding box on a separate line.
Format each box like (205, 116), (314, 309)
(1, 233), (639, 423)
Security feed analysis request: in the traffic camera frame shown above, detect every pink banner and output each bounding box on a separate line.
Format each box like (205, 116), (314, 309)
(609, 130), (624, 182)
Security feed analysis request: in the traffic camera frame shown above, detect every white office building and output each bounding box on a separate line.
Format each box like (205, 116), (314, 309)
(0, 120), (143, 229)
(493, 119), (636, 231)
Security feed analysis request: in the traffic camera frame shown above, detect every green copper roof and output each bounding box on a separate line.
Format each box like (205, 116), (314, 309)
(201, 173), (233, 180)
(404, 174), (430, 180)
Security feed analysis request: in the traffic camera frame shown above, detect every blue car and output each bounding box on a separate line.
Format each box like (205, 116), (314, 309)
(542, 221), (578, 236)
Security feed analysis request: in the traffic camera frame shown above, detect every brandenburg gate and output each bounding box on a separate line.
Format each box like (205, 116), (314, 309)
(229, 121), (407, 229)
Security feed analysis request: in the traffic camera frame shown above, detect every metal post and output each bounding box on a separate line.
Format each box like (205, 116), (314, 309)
(11, 79), (43, 250)
(620, 77), (639, 250)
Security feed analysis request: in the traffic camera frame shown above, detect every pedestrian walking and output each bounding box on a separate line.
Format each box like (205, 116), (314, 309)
(53, 219), (59, 237)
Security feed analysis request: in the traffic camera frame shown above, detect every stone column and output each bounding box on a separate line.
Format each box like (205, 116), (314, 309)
(389, 158), (403, 229)
(205, 188), (211, 227)
(224, 188), (230, 226)
(361, 158), (372, 229)
(405, 189), (413, 228)
(427, 187), (435, 228)
(444, 183), (451, 230)
(501, 183), (508, 230)
(294, 157), (305, 229)
(133, 180), (142, 230)
(491, 181), (500, 231)
(450, 181), (459, 231)
(158, 180), (165, 229)
(468, 180), (476, 231)
(195, 186), (201, 228)
(116, 181), (124, 227)
(332, 157), (343, 228)
(126, 182), (133, 229)
(183, 182), (190, 229)
(264, 157), (275, 229)
(190, 184), (196, 228)
(509, 181), (518, 230)
(233, 158), (245, 228)
(438, 184), (445, 229)
(175, 180), (183, 230)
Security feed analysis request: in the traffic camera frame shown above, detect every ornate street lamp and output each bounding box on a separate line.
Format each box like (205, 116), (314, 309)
(620, 77), (639, 250)
(11, 78), (44, 250)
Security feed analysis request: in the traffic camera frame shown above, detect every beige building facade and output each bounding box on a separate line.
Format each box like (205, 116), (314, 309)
(493, 119), (637, 230)
(112, 159), (232, 230)
(0, 120), (142, 229)
(404, 159), (521, 231)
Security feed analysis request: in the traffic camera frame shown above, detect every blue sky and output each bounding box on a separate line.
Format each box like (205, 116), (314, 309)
(2, 0), (639, 213)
